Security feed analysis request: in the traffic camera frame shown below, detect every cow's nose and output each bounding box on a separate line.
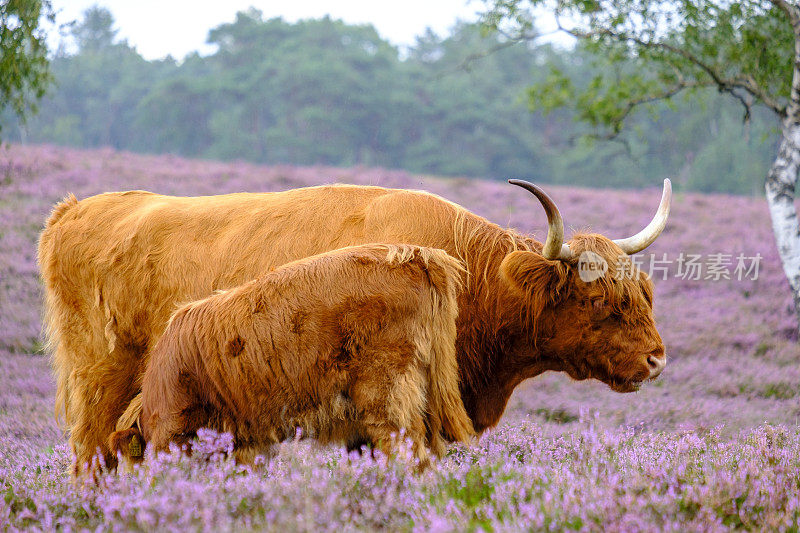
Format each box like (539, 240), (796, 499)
(646, 353), (666, 379)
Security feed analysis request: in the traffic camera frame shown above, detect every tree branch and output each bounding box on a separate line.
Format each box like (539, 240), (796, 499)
(736, 74), (786, 114)
(599, 79), (708, 139)
(456, 38), (522, 73)
(552, 16), (787, 117)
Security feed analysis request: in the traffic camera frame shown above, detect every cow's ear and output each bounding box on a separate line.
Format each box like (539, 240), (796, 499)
(499, 251), (570, 303)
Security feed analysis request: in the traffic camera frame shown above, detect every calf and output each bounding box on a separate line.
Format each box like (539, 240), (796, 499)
(109, 244), (474, 466)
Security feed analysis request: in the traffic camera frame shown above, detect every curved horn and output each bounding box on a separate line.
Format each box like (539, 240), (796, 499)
(508, 179), (572, 260)
(613, 178), (672, 254)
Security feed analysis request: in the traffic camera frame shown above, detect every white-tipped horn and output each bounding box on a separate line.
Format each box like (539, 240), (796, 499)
(508, 179), (572, 260)
(613, 178), (672, 255)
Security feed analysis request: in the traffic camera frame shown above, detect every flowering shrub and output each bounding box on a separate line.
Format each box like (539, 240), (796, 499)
(2, 414), (799, 531)
(1, 144), (798, 530)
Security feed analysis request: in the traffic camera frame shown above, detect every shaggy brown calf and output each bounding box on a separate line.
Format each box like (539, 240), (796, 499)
(107, 244), (474, 465)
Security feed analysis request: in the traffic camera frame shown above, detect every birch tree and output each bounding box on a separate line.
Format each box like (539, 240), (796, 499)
(482, 0), (800, 334)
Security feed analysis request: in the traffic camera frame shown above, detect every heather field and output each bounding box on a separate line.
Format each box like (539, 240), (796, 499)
(1, 143), (799, 531)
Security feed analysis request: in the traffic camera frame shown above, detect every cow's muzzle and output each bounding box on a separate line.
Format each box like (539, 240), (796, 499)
(646, 351), (667, 379)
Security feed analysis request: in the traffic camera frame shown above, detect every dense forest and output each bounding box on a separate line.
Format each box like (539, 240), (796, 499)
(1, 7), (780, 194)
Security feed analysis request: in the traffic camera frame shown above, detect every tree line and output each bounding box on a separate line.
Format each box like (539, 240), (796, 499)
(1, 6), (779, 194)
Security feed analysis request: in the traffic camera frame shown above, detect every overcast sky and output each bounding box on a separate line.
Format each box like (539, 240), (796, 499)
(48, 1), (484, 60)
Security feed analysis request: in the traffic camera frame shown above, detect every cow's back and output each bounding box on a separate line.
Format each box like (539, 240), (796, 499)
(40, 185), (472, 351)
(41, 187), (388, 346)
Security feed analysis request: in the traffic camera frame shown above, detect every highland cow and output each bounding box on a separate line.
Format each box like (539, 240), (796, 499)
(38, 180), (670, 474)
(107, 244), (474, 465)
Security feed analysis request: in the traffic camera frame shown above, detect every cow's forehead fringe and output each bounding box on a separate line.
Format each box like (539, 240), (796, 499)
(567, 233), (654, 314)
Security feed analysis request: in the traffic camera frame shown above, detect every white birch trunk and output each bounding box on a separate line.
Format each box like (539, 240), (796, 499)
(765, 122), (800, 333)
(766, 1), (800, 335)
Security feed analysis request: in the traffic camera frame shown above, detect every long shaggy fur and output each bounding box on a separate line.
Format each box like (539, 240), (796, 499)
(108, 244), (473, 463)
(39, 184), (664, 474)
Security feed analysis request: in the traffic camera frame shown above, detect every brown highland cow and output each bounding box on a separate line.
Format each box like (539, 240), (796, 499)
(108, 244), (474, 465)
(38, 180), (670, 474)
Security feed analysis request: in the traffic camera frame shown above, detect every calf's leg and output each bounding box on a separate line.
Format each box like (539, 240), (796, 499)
(350, 345), (430, 467)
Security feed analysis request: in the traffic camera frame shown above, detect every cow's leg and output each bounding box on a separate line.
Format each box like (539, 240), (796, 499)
(234, 442), (276, 465)
(147, 406), (193, 455)
(43, 297), (105, 476)
(345, 436), (370, 454)
(69, 348), (142, 474)
(146, 387), (219, 457)
(350, 346), (430, 467)
(47, 304), (142, 476)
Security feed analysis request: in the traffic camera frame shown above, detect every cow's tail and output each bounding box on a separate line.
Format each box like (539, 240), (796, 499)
(115, 391), (143, 433)
(43, 193), (79, 229)
(37, 193), (79, 427)
(419, 248), (475, 455)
